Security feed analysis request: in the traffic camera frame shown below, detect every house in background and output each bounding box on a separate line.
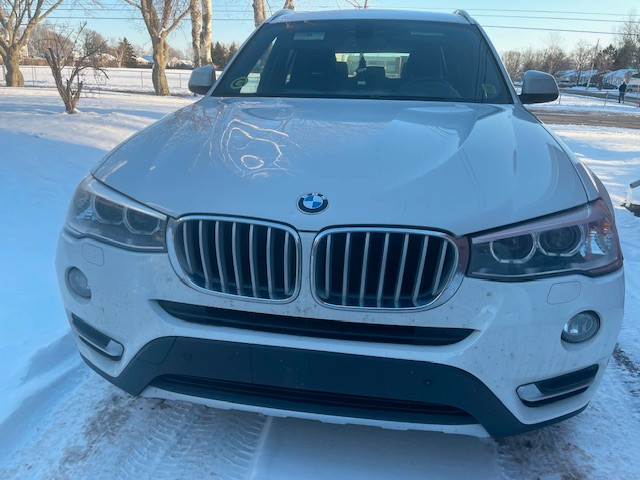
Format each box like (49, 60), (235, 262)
(603, 68), (639, 88)
(135, 56), (152, 67)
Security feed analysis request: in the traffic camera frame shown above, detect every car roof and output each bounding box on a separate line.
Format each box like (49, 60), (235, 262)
(268, 9), (473, 26)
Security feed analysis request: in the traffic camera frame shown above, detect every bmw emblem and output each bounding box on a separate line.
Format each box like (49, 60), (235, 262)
(298, 193), (329, 214)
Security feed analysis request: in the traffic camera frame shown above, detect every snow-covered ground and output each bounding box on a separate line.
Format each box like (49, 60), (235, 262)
(0, 87), (639, 479)
(533, 92), (640, 115)
(2, 65), (198, 96)
(0, 88), (194, 428)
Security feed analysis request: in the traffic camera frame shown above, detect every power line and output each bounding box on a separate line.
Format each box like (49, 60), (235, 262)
(49, 8), (640, 25)
(482, 25), (633, 36)
(406, 7), (635, 17)
(472, 14), (640, 25)
(40, 16), (638, 36)
(43, 4), (640, 17)
(45, 16), (253, 20)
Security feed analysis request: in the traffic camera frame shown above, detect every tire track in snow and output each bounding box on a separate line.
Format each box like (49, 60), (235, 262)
(117, 401), (267, 480)
(612, 345), (640, 409)
(613, 346), (640, 380)
(1, 373), (268, 480)
(496, 354), (640, 480)
(496, 423), (595, 480)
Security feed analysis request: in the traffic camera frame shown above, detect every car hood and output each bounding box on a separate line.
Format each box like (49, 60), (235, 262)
(94, 97), (587, 235)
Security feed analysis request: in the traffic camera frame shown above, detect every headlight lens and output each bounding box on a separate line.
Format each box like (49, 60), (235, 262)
(65, 176), (166, 251)
(468, 200), (621, 280)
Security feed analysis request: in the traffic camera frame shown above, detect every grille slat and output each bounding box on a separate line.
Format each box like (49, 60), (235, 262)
(182, 222), (195, 275)
(249, 225), (259, 298)
(358, 232), (371, 307)
(412, 236), (430, 307)
(394, 234), (410, 308)
(431, 241), (448, 295)
(341, 233), (351, 306)
(314, 229), (460, 310)
(284, 233), (291, 297)
(376, 233), (390, 308)
(324, 235), (332, 299)
(214, 221), (228, 294)
(173, 218), (299, 301)
(198, 221), (212, 290)
(266, 227), (275, 299)
(231, 223), (244, 296)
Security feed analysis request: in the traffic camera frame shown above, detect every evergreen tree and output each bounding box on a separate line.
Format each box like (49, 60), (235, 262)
(211, 41), (229, 68)
(119, 37), (137, 68)
(226, 42), (238, 65)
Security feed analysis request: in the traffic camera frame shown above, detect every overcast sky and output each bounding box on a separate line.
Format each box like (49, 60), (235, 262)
(49, 0), (639, 55)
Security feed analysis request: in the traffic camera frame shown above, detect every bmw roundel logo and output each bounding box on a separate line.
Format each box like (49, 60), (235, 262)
(298, 193), (329, 214)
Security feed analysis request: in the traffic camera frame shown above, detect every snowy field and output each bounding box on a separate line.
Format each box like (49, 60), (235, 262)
(1, 65), (199, 96)
(533, 92), (640, 116)
(0, 87), (639, 479)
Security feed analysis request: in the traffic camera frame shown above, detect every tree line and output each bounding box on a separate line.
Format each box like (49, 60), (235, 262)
(0, 0), (297, 95)
(24, 26), (239, 70)
(4, 1), (638, 105)
(500, 13), (640, 81)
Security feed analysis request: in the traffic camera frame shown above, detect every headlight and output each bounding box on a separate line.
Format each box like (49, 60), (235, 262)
(65, 176), (167, 251)
(468, 200), (621, 280)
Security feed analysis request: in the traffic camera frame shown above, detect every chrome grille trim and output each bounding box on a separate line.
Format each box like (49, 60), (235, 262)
(311, 227), (467, 311)
(168, 216), (301, 303)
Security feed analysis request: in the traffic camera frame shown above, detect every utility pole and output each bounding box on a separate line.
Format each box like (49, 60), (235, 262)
(586, 39), (599, 90)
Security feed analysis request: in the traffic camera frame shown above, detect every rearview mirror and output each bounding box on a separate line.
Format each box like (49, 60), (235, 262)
(188, 65), (217, 95)
(519, 70), (559, 104)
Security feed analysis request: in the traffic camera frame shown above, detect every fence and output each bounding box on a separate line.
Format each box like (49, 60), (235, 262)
(0, 65), (194, 96)
(560, 88), (640, 107)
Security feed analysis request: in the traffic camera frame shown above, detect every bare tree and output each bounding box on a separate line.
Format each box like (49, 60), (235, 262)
(541, 32), (569, 74)
(614, 10), (640, 70)
(190, 0), (201, 67)
(0, 0), (63, 86)
(38, 24), (109, 113)
(122, 0), (190, 95)
(252, 0), (266, 27)
(189, 0), (212, 66)
(520, 47), (543, 72)
(501, 50), (522, 80)
(200, 0), (212, 64)
(251, 0), (296, 28)
(571, 40), (592, 86)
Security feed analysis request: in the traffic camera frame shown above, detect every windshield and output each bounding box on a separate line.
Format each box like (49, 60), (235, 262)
(214, 20), (512, 103)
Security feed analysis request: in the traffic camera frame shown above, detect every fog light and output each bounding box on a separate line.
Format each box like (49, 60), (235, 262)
(67, 267), (91, 299)
(562, 311), (600, 343)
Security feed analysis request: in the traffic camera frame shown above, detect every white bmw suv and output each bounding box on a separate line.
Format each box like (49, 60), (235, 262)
(56, 9), (624, 437)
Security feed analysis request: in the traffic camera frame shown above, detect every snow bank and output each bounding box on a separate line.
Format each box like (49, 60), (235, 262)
(0, 88), (194, 427)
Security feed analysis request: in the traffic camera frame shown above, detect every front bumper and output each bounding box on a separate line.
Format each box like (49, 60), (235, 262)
(56, 231), (625, 437)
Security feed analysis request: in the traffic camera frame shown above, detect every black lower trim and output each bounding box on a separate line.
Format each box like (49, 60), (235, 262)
(536, 365), (599, 396)
(81, 337), (588, 438)
(151, 375), (474, 425)
(518, 365), (600, 408)
(157, 300), (474, 346)
(72, 314), (122, 360)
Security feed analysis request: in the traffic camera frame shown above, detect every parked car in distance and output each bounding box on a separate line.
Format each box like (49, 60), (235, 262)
(601, 82), (617, 90)
(57, 8), (624, 438)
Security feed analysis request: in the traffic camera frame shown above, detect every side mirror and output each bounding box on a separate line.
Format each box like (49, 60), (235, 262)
(188, 65), (217, 95)
(519, 70), (559, 104)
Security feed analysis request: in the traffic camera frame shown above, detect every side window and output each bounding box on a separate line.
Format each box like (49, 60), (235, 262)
(238, 39), (276, 94)
(480, 53), (510, 103)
